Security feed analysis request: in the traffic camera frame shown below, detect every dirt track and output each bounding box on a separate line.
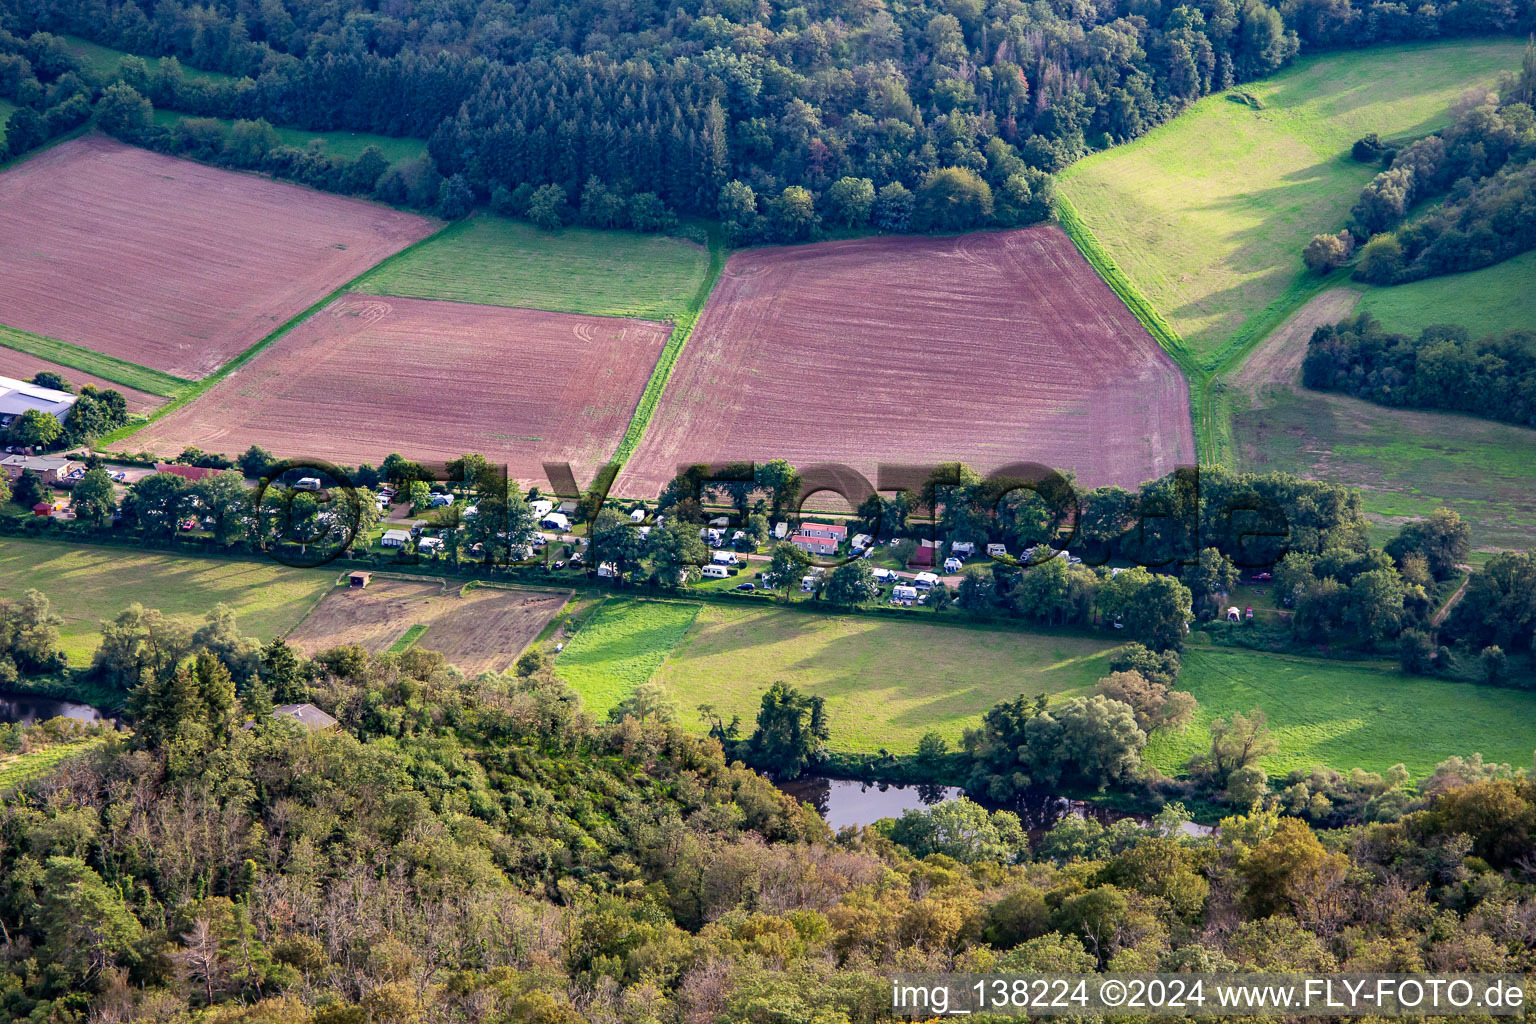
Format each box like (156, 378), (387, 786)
(0, 137), (435, 378)
(1229, 288), (1361, 396)
(616, 227), (1195, 497)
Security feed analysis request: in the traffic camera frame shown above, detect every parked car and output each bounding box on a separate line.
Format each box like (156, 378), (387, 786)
(735, 582), (755, 592)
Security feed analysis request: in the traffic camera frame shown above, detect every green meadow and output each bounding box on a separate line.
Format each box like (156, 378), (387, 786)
(1353, 251), (1536, 338)
(552, 599), (703, 718)
(0, 322), (192, 398)
(1058, 39), (1525, 369)
(1147, 647), (1536, 778)
(354, 213), (711, 322)
(148, 109), (428, 166)
(0, 539), (334, 664)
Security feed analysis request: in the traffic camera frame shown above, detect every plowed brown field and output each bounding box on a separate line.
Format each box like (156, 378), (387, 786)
(0, 350), (163, 414)
(617, 227), (1195, 497)
(0, 137), (435, 379)
(129, 294), (671, 490)
(287, 578), (568, 675)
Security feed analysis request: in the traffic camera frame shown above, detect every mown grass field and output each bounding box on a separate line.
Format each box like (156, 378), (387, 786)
(1352, 251), (1536, 338)
(0, 539), (334, 664)
(553, 599), (703, 718)
(651, 604), (1120, 752)
(1057, 39), (1524, 369)
(354, 214), (711, 322)
(1234, 385), (1536, 548)
(0, 322), (192, 397)
(1146, 647), (1536, 778)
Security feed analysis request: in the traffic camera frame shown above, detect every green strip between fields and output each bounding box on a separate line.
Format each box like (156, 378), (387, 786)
(0, 323), (193, 398)
(387, 623), (430, 653)
(609, 224), (727, 468)
(100, 215), (459, 448)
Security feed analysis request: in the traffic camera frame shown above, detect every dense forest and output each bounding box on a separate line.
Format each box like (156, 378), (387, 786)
(4, 0), (1536, 228)
(1302, 314), (1536, 427)
(0, 592), (1533, 1020)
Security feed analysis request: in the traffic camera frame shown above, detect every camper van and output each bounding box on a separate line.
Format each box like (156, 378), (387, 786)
(711, 549), (735, 565)
(911, 572), (940, 590)
(703, 564), (731, 579)
(892, 585), (918, 603)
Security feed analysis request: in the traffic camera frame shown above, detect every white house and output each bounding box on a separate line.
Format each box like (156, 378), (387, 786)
(381, 528), (411, 548)
(799, 522), (847, 542)
(789, 534), (837, 556)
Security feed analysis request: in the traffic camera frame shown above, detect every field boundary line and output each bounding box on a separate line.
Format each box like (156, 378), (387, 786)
(98, 217), (464, 449)
(0, 323), (193, 398)
(608, 224), (727, 468)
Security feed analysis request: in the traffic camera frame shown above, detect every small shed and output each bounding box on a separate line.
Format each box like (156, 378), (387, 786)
(32, 501), (52, 517)
(907, 546), (935, 568)
(349, 571), (372, 589)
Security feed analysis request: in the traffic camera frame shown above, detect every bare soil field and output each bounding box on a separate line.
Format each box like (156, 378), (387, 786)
(0, 349), (163, 414)
(287, 577), (569, 676)
(0, 137), (435, 378)
(617, 227), (1195, 497)
(128, 294), (672, 489)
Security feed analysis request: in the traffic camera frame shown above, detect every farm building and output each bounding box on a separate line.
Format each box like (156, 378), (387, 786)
(381, 529), (411, 548)
(153, 462), (222, 483)
(789, 535), (837, 556)
(1, 454), (79, 485)
(0, 375), (75, 428)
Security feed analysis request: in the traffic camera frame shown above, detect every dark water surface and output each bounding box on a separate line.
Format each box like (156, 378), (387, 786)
(778, 774), (1214, 835)
(0, 693), (113, 726)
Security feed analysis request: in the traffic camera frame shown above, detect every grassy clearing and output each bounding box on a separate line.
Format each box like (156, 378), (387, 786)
(62, 35), (235, 87)
(1352, 251), (1536, 338)
(1233, 370), (1536, 549)
(0, 322), (192, 397)
(651, 604), (1120, 752)
(1146, 647), (1536, 778)
(0, 539), (334, 664)
(0, 737), (106, 791)
(1058, 39), (1524, 370)
(0, 99), (16, 145)
(355, 213), (711, 321)
(553, 599), (702, 718)
(148, 109), (428, 165)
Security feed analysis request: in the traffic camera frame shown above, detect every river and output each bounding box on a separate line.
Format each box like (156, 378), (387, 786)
(0, 693), (115, 726)
(777, 775), (1213, 835)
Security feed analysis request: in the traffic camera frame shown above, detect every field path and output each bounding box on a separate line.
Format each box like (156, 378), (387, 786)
(1229, 287), (1360, 396)
(1430, 568), (1472, 629)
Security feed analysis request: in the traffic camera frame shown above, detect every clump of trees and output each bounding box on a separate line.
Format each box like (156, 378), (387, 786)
(1304, 314), (1536, 428)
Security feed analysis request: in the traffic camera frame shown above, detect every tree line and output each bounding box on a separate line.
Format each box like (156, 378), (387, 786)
(1304, 41), (1536, 280)
(6, 0), (1534, 232)
(1303, 313), (1536, 427)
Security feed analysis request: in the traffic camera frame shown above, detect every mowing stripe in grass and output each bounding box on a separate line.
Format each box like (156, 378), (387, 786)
(100, 216), (460, 448)
(0, 322), (193, 397)
(387, 623), (430, 653)
(609, 224), (727, 468)
(553, 598), (702, 718)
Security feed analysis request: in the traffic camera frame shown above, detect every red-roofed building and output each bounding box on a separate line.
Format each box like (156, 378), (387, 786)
(32, 501), (52, 517)
(154, 462), (221, 483)
(907, 545), (935, 568)
(799, 522), (847, 541)
(789, 534), (838, 556)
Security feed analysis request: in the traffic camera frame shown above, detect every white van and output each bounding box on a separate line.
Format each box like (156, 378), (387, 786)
(703, 564), (731, 579)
